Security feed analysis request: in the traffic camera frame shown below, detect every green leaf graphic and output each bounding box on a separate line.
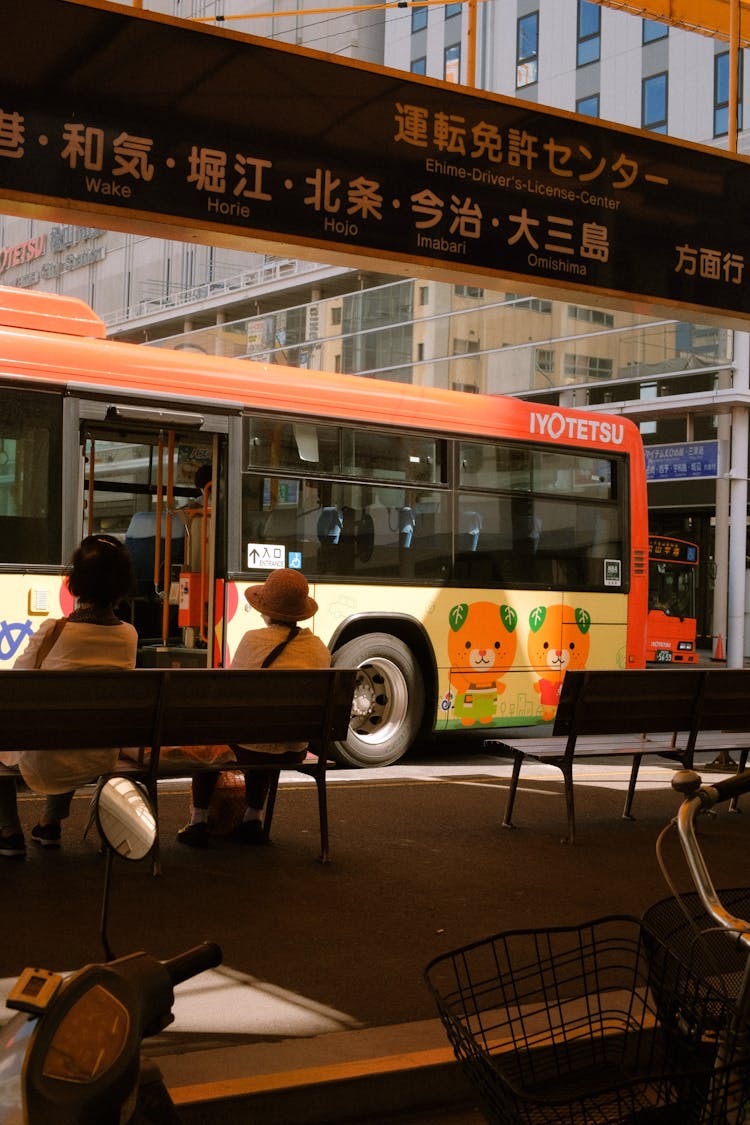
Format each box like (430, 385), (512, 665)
(529, 605), (546, 633)
(500, 605), (518, 633)
(575, 608), (591, 634)
(449, 603), (469, 632)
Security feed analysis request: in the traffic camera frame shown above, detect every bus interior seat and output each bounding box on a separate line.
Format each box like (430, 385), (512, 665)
(458, 508), (483, 552)
(317, 506), (343, 544)
(398, 505), (416, 548)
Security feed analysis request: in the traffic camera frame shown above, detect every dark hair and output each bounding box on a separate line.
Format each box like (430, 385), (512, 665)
(194, 464), (212, 492)
(67, 535), (135, 606)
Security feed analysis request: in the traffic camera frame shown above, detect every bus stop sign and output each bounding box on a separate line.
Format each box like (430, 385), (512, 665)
(2, 0), (750, 326)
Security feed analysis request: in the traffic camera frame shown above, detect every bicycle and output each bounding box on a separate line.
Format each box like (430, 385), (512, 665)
(424, 768), (750, 1124)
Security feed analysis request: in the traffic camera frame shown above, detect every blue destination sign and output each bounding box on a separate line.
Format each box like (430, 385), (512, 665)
(644, 440), (719, 482)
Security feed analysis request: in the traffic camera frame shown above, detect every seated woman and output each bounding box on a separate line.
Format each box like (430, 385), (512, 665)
(0, 535), (138, 859)
(177, 567), (330, 848)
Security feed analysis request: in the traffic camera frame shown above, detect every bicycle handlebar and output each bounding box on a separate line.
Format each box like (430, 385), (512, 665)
(163, 942), (223, 987)
(702, 768), (750, 806)
(673, 771), (750, 951)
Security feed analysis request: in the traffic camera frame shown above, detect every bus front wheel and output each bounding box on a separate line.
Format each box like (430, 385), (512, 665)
(331, 633), (425, 767)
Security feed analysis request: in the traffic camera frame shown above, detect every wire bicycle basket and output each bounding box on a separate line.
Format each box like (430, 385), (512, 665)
(424, 913), (747, 1124)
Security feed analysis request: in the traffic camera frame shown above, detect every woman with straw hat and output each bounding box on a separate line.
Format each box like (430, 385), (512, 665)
(177, 568), (330, 848)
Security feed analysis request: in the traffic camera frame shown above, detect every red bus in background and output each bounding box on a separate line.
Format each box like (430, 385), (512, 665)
(647, 535), (699, 664)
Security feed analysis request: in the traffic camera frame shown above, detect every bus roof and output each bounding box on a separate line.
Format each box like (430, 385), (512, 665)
(0, 285), (641, 453)
(0, 286), (106, 339)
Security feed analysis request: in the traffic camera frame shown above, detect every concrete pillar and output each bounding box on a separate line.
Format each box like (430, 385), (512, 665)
(712, 371), (731, 659)
(727, 331), (749, 667)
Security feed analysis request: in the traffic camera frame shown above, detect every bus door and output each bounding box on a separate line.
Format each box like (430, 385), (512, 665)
(79, 410), (225, 668)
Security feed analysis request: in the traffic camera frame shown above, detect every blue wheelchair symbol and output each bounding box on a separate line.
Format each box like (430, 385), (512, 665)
(288, 552), (302, 570)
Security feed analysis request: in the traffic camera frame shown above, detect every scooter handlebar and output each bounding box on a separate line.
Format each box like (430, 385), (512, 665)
(164, 941), (223, 987)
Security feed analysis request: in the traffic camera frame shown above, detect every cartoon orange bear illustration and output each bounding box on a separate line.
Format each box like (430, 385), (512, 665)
(448, 601), (518, 726)
(527, 604), (591, 722)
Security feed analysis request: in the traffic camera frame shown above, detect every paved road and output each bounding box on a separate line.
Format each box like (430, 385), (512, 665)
(1, 749), (745, 1122)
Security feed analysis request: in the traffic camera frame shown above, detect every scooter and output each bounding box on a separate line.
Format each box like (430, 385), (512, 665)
(0, 776), (222, 1124)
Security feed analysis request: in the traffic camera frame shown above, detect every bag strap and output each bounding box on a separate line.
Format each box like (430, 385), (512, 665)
(34, 618), (68, 668)
(261, 625), (300, 668)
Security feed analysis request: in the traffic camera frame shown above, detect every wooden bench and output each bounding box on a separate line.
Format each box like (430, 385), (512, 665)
(484, 668), (750, 844)
(0, 667), (356, 867)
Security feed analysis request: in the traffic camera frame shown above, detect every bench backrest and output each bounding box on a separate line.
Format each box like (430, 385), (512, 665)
(0, 670), (165, 751)
(0, 667), (356, 753)
(694, 669), (750, 732)
(157, 668), (356, 747)
(552, 668), (709, 739)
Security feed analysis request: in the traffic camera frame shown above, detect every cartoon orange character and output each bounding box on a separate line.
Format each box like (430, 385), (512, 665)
(527, 605), (591, 721)
(448, 601), (518, 726)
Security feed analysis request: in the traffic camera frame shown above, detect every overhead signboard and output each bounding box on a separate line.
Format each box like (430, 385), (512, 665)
(644, 440), (719, 481)
(2, 0), (750, 326)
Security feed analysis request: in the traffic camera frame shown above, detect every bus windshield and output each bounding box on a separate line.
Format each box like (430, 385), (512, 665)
(647, 536), (699, 664)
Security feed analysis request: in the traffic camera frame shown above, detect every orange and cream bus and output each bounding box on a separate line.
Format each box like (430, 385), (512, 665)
(0, 286), (648, 765)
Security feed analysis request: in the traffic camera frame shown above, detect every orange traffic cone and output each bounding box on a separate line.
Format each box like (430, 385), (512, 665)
(711, 633), (726, 662)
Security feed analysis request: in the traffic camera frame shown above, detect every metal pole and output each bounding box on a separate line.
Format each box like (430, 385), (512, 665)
(730, 0), (740, 153)
(466, 0), (477, 87)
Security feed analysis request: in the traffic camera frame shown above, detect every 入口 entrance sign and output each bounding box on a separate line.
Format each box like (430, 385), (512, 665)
(2, 0), (750, 326)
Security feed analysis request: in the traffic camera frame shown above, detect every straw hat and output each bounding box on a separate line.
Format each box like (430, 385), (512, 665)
(244, 568), (318, 622)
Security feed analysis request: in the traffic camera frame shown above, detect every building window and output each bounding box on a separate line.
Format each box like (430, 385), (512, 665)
(516, 11), (539, 88)
(564, 354), (613, 380)
(506, 293), (552, 314)
(411, 56), (426, 75)
(331, 306), (342, 326)
(444, 42), (461, 83)
(445, 2), (462, 17)
(568, 305), (614, 327)
(643, 18), (668, 43)
(576, 93), (600, 117)
(643, 71), (668, 133)
(714, 50), (744, 136)
(411, 4), (427, 32)
(454, 285), (484, 298)
(452, 338), (480, 355)
(577, 1), (600, 67)
(536, 348), (555, 375)
(419, 285), (429, 305)
(416, 342), (425, 361)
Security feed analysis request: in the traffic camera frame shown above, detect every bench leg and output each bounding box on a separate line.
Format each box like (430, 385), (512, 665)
(730, 749), (749, 814)
(623, 755), (642, 821)
(502, 753), (524, 829)
(263, 774), (280, 841)
(314, 774), (330, 864)
(146, 777), (161, 877)
(560, 764), (575, 845)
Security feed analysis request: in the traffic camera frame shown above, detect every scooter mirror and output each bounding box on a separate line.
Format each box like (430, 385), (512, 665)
(95, 777), (156, 862)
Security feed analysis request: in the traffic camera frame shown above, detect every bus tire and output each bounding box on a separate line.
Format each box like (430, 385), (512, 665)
(331, 633), (425, 767)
